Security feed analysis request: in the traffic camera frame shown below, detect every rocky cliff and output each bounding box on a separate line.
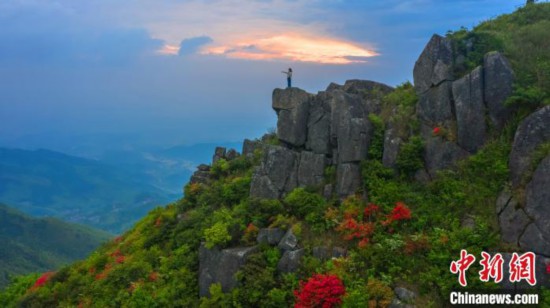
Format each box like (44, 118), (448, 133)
(190, 33), (550, 297)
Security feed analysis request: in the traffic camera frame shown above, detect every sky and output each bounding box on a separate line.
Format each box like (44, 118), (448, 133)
(0, 0), (530, 157)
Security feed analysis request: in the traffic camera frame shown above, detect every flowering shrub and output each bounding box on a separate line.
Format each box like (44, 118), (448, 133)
(433, 127), (441, 136)
(389, 202), (411, 221)
(335, 201), (412, 248)
(32, 272), (55, 289)
(294, 274), (345, 308)
(546, 263), (550, 275)
(243, 223), (259, 243)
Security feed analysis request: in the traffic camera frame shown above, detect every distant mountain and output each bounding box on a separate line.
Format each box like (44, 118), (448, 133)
(0, 148), (178, 233)
(98, 142), (243, 194)
(0, 204), (111, 288)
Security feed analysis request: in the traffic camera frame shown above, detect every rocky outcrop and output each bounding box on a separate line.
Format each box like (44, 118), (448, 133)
(278, 229), (299, 251)
(519, 155), (550, 256)
(484, 52), (515, 130)
(509, 106), (550, 187)
(416, 81), (454, 125)
(382, 125), (402, 169)
(199, 244), (258, 297)
(190, 164), (211, 184)
(336, 163), (362, 197)
(453, 66), (486, 153)
(413, 34), (454, 94)
(272, 88), (311, 147)
(277, 249), (305, 273)
(312, 246), (347, 260)
(498, 193), (530, 244)
(213, 147), (227, 164)
(250, 145), (298, 199)
(242, 139), (261, 158)
(256, 228), (285, 245)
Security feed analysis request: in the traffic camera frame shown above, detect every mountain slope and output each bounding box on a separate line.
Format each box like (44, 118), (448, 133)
(0, 204), (111, 288)
(0, 148), (178, 233)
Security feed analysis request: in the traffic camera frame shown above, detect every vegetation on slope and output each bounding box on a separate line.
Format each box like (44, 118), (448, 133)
(1, 3), (550, 307)
(0, 204), (111, 289)
(0, 148), (177, 233)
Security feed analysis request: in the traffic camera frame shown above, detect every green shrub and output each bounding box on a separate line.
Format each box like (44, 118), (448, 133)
(367, 114), (385, 161)
(210, 159), (230, 178)
(203, 222), (231, 249)
(284, 188), (326, 219)
(396, 136), (424, 177)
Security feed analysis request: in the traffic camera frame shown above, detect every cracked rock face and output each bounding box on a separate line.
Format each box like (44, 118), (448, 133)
(413, 34), (454, 94)
(484, 52), (515, 130)
(509, 106), (550, 188)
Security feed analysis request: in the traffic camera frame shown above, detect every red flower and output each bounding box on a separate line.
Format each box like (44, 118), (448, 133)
(546, 263), (550, 274)
(149, 271), (159, 282)
(155, 217), (162, 227)
(115, 255), (126, 264)
(433, 127), (441, 135)
(390, 202), (411, 221)
(294, 274), (346, 308)
(364, 203), (380, 218)
(32, 272), (55, 289)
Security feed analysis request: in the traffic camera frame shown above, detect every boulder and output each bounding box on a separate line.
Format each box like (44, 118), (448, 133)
(277, 249), (305, 273)
(523, 155), (550, 247)
(199, 244), (258, 296)
(278, 228), (298, 251)
(225, 149), (239, 161)
(382, 126), (402, 169)
(330, 90), (371, 163)
(453, 66), (486, 153)
(273, 88), (311, 147)
(416, 81), (454, 125)
(341, 79), (394, 96)
(213, 147), (226, 164)
(190, 164), (211, 184)
(312, 246), (348, 260)
(395, 287), (416, 302)
(306, 93), (332, 154)
(484, 52), (515, 130)
(249, 145), (298, 199)
(257, 228), (286, 245)
(323, 184), (333, 199)
(509, 106), (550, 187)
(297, 151), (326, 187)
(242, 139), (258, 157)
(423, 133), (469, 177)
(336, 163), (362, 197)
(413, 34), (454, 94)
(519, 223), (550, 257)
(498, 196), (530, 244)
(496, 189), (513, 215)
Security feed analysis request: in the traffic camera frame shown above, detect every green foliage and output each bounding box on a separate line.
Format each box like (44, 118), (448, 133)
(210, 158), (230, 178)
(324, 165), (336, 184)
(0, 204), (111, 288)
(395, 136), (425, 177)
(447, 28), (504, 76)
(367, 114), (385, 161)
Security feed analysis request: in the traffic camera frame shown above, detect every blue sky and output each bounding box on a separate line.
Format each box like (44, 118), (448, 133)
(0, 0), (530, 156)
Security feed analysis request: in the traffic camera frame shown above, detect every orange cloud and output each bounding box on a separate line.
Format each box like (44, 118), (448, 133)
(203, 34), (378, 64)
(156, 44), (179, 55)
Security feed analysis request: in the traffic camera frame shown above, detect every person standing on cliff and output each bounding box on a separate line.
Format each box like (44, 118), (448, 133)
(282, 68), (292, 88)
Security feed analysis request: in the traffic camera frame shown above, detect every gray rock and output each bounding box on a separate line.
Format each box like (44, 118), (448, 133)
(389, 298), (415, 308)
(323, 184), (333, 199)
(395, 287), (416, 301)
(225, 149), (239, 161)
(484, 52), (515, 130)
(501, 253), (550, 290)
(297, 151), (326, 187)
(213, 147), (226, 164)
(413, 34), (454, 94)
(197, 164), (210, 172)
(382, 126), (402, 169)
(326, 82), (342, 92)
(257, 228), (286, 245)
(278, 228), (298, 251)
(524, 155), (550, 243)
(416, 81), (454, 125)
(461, 215), (476, 229)
(336, 163), (362, 197)
(242, 139), (260, 158)
(273, 88), (311, 146)
(423, 133), (470, 177)
(312, 246), (348, 260)
(341, 79), (394, 96)
(509, 106), (550, 187)
(519, 223), (550, 256)
(249, 145), (299, 199)
(453, 66), (486, 153)
(496, 189), (513, 215)
(306, 94), (332, 154)
(277, 249), (305, 273)
(499, 197), (530, 244)
(330, 90), (371, 163)
(199, 244), (257, 296)
(189, 170), (210, 185)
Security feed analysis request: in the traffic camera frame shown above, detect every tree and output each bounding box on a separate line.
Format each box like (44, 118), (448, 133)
(526, 0), (535, 4)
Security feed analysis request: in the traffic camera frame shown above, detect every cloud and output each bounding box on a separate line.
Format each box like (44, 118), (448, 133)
(203, 34), (378, 64)
(177, 36), (213, 56)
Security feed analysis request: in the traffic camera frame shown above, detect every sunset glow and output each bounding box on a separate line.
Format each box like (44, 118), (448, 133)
(159, 34), (378, 64)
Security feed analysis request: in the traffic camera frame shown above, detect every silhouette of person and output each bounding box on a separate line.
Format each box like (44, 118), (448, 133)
(282, 68), (293, 88)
